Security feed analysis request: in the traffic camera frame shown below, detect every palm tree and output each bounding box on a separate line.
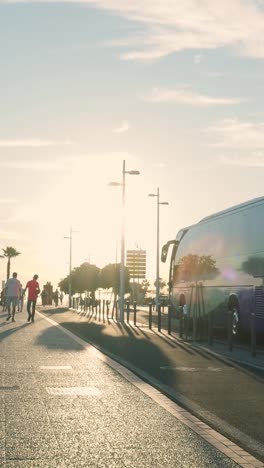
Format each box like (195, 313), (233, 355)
(2, 246), (21, 279)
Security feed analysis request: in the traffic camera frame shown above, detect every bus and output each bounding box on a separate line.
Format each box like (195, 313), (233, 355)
(161, 196), (264, 337)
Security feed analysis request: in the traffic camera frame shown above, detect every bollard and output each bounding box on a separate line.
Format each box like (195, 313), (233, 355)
(179, 308), (183, 338)
(103, 300), (105, 320)
(133, 302), (137, 326)
(208, 311), (214, 346)
(126, 301), (130, 323)
(227, 310), (233, 352)
(193, 308), (197, 343)
(106, 300), (109, 319)
(168, 304), (172, 335)
(192, 287), (197, 343)
(149, 303), (153, 329)
(158, 304), (161, 332)
(251, 312), (256, 357)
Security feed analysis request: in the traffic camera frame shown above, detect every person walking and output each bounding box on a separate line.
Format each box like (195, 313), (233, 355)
(17, 285), (24, 312)
(53, 289), (59, 307)
(5, 272), (22, 322)
(59, 291), (64, 305)
(24, 274), (40, 323)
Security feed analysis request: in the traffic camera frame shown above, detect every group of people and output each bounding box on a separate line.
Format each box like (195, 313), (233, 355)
(40, 288), (63, 306)
(3, 272), (40, 323)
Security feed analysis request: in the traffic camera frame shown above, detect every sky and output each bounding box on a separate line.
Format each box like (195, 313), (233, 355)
(0, 0), (264, 290)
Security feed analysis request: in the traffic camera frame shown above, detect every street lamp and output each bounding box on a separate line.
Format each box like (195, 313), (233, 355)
(148, 187), (169, 309)
(64, 227), (79, 308)
(109, 160), (140, 322)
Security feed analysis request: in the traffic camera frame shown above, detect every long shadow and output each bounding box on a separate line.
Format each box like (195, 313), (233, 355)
(0, 322), (30, 341)
(38, 307), (264, 458)
(38, 307), (68, 314)
(36, 315), (178, 388)
(152, 330), (178, 348)
(35, 325), (84, 351)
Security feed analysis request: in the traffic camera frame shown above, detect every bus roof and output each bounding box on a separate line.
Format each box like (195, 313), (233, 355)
(199, 196), (264, 223)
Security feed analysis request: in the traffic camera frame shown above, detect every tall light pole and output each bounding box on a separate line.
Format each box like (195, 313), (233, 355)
(64, 227), (79, 308)
(148, 188), (169, 309)
(109, 160), (140, 322)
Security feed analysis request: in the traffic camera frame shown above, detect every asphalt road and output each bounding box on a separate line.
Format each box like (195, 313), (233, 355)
(39, 306), (264, 462)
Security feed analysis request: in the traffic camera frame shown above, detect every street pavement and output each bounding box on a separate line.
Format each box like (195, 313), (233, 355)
(0, 307), (257, 468)
(38, 305), (264, 465)
(135, 307), (264, 374)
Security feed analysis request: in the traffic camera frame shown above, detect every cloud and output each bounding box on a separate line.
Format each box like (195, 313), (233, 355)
(151, 162), (166, 168)
(219, 154), (264, 167)
(208, 119), (264, 149)
(0, 139), (73, 147)
(114, 121), (131, 133)
(143, 87), (245, 106)
(0, 228), (21, 241)
(0, 159), (66, 171)
(0, 198), (18, 204)
(2, 1), (264, 61)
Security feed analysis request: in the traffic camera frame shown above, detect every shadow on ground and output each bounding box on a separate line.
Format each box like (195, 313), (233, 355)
(0, 322), (30, 341)
(37, 307), (178, 388)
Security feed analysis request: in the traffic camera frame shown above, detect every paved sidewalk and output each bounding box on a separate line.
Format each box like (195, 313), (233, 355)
(0, 307), (255, 468)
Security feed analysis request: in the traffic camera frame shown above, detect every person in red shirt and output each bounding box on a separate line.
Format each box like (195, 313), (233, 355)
(24, 274), (40, 323)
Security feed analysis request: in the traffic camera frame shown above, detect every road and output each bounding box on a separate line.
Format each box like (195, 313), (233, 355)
(40, 305), (264, 462)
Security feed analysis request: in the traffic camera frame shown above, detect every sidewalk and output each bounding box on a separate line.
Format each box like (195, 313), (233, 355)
(0, 307), (261, 468)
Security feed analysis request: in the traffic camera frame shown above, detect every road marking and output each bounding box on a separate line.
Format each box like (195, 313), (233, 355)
(37, 310), (264, 468)
(46, 386), (101, 396)
(40, 365), (72, 370)
(160, 366), (223, 372)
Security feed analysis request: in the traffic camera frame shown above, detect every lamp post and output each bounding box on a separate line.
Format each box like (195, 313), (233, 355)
(109, 160), (140, 322)
(64, 227), (79, 308)
(148, 188), (169, 309)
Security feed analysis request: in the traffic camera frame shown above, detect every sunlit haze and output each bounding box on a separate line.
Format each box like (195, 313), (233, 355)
(0, 0), (264, 289)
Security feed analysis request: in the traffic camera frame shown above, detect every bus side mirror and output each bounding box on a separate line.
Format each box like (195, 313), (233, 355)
(161, 239), (178, 263)
(161, 243), (169, 263)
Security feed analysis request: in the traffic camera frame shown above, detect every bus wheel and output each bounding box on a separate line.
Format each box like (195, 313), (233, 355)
(231, 305), (240, 336)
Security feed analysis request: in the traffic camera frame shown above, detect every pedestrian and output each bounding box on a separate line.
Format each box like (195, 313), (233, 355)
(24, 274), (40, 323)
(1, 288), (6, 311)
(18, 286), (24, 312)
(59, 291), (64, 305)
(5, 272), (22, 322)
(41, 289), (48, 306)
(53, 289), (59, 307)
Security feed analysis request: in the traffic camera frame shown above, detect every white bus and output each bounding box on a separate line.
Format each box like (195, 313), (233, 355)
(161, 197), (264, 336)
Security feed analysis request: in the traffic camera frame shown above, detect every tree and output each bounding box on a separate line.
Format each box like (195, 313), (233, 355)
(58, 274), (78, 296)
(74, 262), (100, 297)
(2, 246), (21, 279)
(58, 263), (100, 298)
(175, 254), (219, 282)
(99, 263), (130, 312)
(154, 277), (167, 291)
(131, 279), (150, 304)
(99, 263), (130, 294)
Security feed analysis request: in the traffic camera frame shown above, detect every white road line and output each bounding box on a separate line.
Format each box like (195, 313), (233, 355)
(36, 310), (264, 468)
(40, 366), (72, 370)
(46, 386), (101, 396)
